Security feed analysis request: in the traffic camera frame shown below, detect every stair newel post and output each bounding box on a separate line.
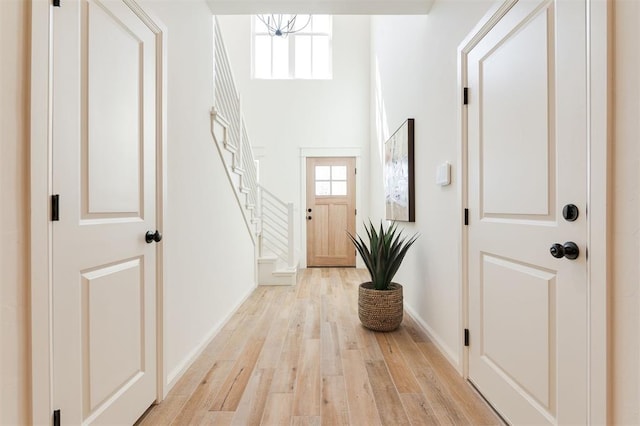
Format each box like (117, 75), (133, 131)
(287, 202), (294, 268)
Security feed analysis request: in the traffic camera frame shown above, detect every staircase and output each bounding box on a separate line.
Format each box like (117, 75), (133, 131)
(210, 18), (297, 286)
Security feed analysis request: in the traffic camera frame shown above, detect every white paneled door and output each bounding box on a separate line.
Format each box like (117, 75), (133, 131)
(52, 0), (160, 424)
(467, 0), (587, 424)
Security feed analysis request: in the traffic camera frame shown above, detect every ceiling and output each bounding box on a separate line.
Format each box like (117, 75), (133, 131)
(206, 0), (434, 15)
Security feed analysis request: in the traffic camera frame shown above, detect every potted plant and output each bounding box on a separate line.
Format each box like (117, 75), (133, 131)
(348, 221), (419, 331)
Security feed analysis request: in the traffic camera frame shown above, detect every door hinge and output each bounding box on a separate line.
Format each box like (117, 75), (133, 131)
(53, 409), (61, 426)
(464, 329), (469, 347)
(464, 208), (468, 226)
(355, 208), (357, 215)
(51, 195), (60, 221)
(463, 87), (469, 105)
(354, 167), (357, 175)
(53, 0), (61, 6)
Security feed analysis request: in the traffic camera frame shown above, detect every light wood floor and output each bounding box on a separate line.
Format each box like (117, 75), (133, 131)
(137, 268), (501, 425)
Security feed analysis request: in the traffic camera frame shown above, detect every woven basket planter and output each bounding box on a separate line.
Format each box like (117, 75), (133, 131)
(358, 282), (403, 332)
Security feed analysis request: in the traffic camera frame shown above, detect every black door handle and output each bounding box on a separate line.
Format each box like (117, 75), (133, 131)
(307, 216), (312, 220)
(550, 241), (579, 260)
(146, 230), (162, 243)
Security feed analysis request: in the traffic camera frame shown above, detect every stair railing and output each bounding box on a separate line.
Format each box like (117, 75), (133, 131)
(258, 185), (294, 268)
(212, 18), (295, 268)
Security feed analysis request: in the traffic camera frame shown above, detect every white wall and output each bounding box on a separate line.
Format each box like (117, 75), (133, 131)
(612, 0), (640, 423)
(369, 3), (493, 365)
(140, 0), (257, 390)
(0, 1), (30, 424)
(216, 15), (371, 265)
(208, 0), (433, 14)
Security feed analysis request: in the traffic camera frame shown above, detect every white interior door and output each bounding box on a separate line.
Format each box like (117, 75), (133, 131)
(467, 0), (587, 424)
(52, 0), (159, 424)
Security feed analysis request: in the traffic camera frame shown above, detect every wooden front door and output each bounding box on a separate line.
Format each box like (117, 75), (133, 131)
(306, 157), (356, 267)
(52, 0), (160, 423)
(466, 0), (588, 424)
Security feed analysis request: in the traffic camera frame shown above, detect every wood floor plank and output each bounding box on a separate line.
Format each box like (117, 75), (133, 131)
(375, 332), (421, 394)
(198, 411), (234, 426)
(418, 341), (502, 425)
(216, 314), (262, 361)
(303, 299), (321, 340)
(135, 396), (188, 426)
(341, 350), (382, 426)
(292, 416), (321, 426)
(169, 329), (233, 398)
(365, 360), (411, 426)
(336, 302), (358, 352)
(353, 323), (385, 362)
(258, 318), (290, 369)
(261, 393), (293, 425)
(270, 301), (307, 393)
(400, 313), (430, 343)
(400, 393), (440, 425)
(292, 339), (321, 416)
(414, 373), (472, 425)
(320, 376), (349, 426)
(210, 338), (266, 411)
(320, 321), (343, 376)
(171, 360), (235, 425)
(231, 368), (275, 426)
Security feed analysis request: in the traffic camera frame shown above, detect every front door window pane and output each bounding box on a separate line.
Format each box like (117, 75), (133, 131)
(331, 181), (347, 196)
(331, 166), (347, 180)
(316, 181), (331, 196)
(315, 166), (330, 180)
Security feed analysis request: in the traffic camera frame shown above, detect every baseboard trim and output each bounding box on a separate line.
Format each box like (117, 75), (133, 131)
(165, 282), (257, 392)
(404, 304), (462, 375)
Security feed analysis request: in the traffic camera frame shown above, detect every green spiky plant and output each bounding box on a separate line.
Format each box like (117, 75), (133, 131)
(348, 221), (419, 291)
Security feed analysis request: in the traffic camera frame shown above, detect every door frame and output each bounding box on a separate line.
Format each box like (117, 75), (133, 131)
(300, 148), (363, 269)
(29, 1), (168, 423)
(456, 0), (609, 422)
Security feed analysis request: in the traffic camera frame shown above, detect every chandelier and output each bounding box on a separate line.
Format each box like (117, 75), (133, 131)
(256, 14), (311, 37)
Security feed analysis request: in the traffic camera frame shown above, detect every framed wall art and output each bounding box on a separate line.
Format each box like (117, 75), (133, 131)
(384, 118), (415, 222)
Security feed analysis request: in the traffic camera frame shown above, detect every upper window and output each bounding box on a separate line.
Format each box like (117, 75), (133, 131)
(252, 15), (332, 80)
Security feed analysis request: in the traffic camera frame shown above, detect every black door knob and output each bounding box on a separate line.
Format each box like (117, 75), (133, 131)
(307, 216), (312, 220)
(145, 230), (162, 243)
(307, 208), (312, 213)
(550, 241), (579, 260)
(550, 243), (564, 258)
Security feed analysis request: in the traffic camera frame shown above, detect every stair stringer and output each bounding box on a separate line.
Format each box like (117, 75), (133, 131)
(210, 107), (259, 242)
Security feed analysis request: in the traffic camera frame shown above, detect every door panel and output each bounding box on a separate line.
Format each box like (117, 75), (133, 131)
(481, 254), (556, 410)
(306, 157), (356, 267)
(86, 1), (143, 216)
(481, 7), (553, 217)
(467, 0), (587, 424)
(82, 258), (145, 412)
(53, 0), (158, 424)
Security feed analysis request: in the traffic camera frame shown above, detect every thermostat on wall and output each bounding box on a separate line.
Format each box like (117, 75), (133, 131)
(436, 162), (451, 186)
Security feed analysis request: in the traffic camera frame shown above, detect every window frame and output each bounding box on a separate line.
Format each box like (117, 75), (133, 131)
(251, 15), (333, 80)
